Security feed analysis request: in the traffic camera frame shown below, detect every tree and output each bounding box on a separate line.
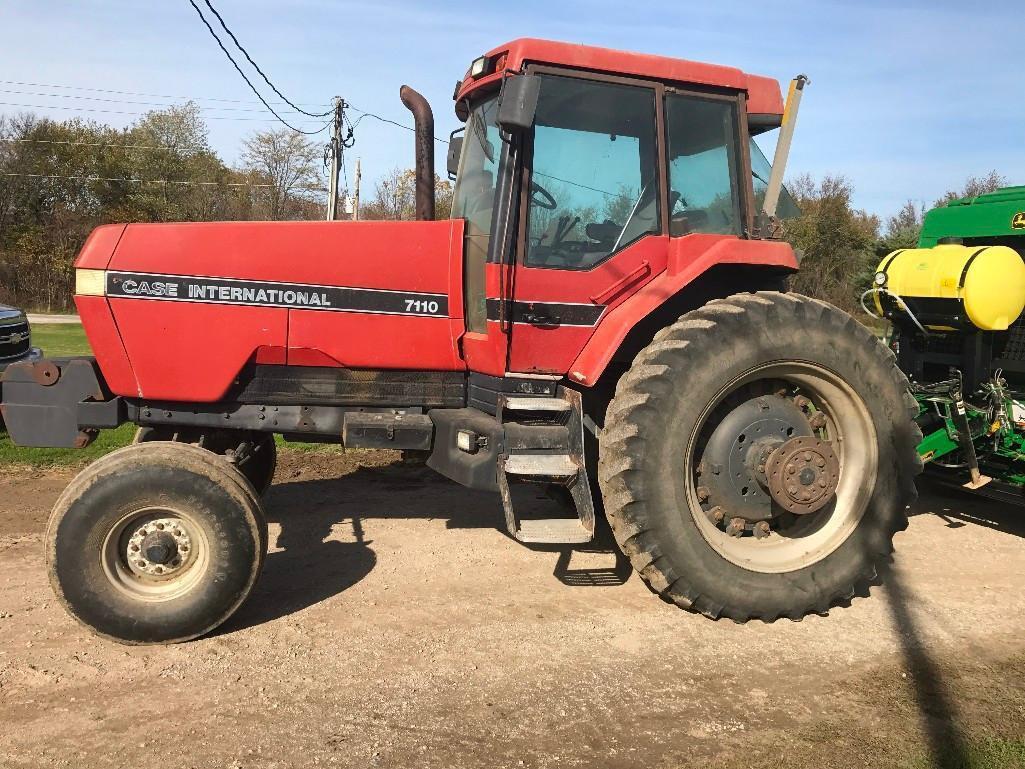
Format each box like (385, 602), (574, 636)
(934, 170), (1006, 207)
(783, 174), (880, 312)
(878, 199), (925, 252)
(240, 128), (324, 220)
(360, 167), (456, 221)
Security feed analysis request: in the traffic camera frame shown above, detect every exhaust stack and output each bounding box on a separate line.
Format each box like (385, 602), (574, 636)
(763, 74), (809, 220)
(399, 85), (435, 221)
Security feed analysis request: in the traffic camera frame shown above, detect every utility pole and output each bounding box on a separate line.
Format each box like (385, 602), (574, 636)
(353, 157), (362, 221)
(326, 96), (343, 221)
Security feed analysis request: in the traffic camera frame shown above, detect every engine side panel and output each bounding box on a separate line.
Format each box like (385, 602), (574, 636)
(89, 219), (465, 401)
(110, 298), (288, 402)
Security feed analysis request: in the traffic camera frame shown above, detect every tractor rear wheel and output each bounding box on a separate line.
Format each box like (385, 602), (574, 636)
(599, 291), (922, 621)
(134, 427), (277, 496)
(46, 442), (267, 644)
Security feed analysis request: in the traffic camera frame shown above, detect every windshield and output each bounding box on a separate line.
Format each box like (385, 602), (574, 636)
(451, 96), (501, 332)
(750, 136), (801, 220)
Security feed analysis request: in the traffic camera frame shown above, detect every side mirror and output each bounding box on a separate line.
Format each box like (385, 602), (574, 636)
(496, 74), (540, 132)
(447, 134), (463, 181)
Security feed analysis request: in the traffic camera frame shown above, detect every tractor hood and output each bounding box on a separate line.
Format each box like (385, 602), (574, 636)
(73, 219), (466, 402)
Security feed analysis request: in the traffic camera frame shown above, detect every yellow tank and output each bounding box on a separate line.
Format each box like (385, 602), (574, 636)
(876, 244), (1025, 331)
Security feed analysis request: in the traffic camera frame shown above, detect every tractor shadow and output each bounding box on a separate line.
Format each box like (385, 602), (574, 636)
(911, 478), (1025, 539)
(221, 459), (627, 633)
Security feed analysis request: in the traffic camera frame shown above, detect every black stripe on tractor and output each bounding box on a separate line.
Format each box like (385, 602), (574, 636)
(485, 298), (604, 327)
(106, 271), (449, 318)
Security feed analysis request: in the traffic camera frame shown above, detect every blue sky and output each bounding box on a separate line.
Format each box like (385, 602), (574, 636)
(1, 0), (1021, 220)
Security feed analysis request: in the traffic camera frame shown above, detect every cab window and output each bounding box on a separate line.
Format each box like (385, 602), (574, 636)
(525, 75), (659, 270)
(452, 95), (502, 332)
(665, 94), (743, 236)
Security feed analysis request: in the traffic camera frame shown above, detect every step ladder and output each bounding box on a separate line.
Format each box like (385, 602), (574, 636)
(495, 388), (595, 544)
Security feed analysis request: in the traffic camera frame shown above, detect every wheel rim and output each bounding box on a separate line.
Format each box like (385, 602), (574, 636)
(686, 361), (878, 574)
(101, 507), (210, 601)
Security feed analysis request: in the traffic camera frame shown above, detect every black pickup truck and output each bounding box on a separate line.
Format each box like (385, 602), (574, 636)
(0, 305), (42, 373)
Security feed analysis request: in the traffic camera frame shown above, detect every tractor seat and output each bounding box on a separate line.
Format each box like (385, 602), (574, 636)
(585, 220), (620, 246)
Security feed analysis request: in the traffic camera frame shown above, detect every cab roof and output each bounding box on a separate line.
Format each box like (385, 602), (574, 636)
(455, 38), (784, 119)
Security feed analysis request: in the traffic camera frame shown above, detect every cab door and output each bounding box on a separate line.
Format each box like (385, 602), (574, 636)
(507, 71), (669, 375)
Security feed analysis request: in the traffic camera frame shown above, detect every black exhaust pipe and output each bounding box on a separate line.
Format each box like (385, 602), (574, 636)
(399, 85), (435, 221)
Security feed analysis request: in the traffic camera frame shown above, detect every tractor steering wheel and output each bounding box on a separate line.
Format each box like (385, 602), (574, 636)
(530, 180), (558, 210)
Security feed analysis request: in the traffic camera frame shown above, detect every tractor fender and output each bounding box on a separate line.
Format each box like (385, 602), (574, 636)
(568, 236), (799, 387)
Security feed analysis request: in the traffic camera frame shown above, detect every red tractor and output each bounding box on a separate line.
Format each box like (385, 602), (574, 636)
(1, 39), (920, 643)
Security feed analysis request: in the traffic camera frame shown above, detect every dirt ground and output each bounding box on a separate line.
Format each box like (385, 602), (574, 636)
(0, 450), (1023, 769)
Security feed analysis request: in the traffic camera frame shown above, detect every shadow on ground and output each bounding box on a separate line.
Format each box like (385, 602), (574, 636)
(220, 460), (627, 633)
(886, 481), (1024, 768)
(911, 479), (1025, 539)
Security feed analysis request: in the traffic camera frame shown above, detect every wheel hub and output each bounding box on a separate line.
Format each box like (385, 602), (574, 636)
(765, 435), (840, 514)
(126, 518), (193, 578)
(697, 393), (814, 525)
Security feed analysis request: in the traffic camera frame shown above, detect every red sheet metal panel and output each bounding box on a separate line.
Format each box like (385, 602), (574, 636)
(457, 38), (783, 117)
(74, 295), (138, 396)
(109, 298), (287, 402)
(569, 235), (799, 385)
(508, 236), (668, 375)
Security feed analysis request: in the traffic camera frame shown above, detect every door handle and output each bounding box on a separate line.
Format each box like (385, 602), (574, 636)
(521, 311), (559, 326)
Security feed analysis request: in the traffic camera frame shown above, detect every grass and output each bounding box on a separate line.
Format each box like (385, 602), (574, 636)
(31, 323), (92, 357)
(2, 321), (340, 468)
(905, 737), (1025, 769)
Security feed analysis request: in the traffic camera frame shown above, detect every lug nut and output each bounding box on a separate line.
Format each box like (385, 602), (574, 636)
(697, 486), (710, 502)
(809, 413), (827, 429)
(726, 517), (746, 537)
(754, 521), (771, 539)
(709, 505), (726, 524)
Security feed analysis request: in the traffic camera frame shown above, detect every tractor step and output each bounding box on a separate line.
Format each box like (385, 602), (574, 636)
(516, 518), (593, 544)
(496, 389), (595, 545)
(503, 396), (572, 412)
(504, 453), (578, 478)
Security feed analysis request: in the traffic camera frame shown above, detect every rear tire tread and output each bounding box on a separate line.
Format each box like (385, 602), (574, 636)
(599, 291), (921, 622)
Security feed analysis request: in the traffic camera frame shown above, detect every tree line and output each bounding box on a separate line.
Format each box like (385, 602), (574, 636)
(0, 104), (1008, 312)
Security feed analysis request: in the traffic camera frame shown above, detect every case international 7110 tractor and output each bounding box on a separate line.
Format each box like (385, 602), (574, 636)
(1, 39), (921, 644)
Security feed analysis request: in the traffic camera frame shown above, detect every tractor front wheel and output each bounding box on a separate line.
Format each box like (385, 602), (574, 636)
(599, 292), (922, 621)
(46, 442), (267, 644)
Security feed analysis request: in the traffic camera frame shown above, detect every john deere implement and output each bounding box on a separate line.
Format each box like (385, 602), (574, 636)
(866, 186), (1025, 500)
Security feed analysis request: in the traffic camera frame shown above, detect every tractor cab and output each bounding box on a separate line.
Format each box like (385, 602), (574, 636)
(438, 39), (800, 380)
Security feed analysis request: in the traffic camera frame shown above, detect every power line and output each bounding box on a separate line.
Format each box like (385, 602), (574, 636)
(347, 105), (449, 144)
(185, 0), (325, 134)
(0, 88), (325, 115)
(199, 0), (332, 119)
(0, 79), (329, 109)
(0, 100), (332, 127)
(1, 138), (182, 152)
(3, 170), (327, 191)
